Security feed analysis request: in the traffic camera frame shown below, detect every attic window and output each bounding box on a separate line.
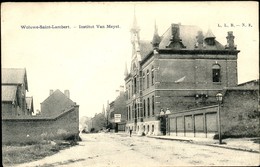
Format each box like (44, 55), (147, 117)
(205, 38), (215, 45)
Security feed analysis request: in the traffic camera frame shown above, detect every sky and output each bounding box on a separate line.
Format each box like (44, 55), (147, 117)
(2, 2), (259, 118)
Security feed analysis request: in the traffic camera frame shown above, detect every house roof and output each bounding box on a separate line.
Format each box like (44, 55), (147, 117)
(40, 89), (75, 115)
(139, 40), (153, 59)
(2, 85), (17, 102)
(159, 24), (225, 50)
(2, 68), (28, 90)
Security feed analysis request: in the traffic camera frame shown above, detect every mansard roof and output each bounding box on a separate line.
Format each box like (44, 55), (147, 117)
(159, 24), (227, 50)
(139, 40), (153, 59)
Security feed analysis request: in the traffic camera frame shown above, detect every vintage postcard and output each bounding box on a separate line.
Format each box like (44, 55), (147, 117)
(1, 2), (259, 167)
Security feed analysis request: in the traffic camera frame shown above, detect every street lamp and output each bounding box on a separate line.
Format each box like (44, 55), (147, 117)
(216, 93), (223, 144)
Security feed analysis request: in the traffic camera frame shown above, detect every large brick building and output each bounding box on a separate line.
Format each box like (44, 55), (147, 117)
(125, 15), (241, 136)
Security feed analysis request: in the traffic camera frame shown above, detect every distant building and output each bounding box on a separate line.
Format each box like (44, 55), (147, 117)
(107, 86), (127, 132)
(2, 68), (32, 117)
(40, 89), (75, 117)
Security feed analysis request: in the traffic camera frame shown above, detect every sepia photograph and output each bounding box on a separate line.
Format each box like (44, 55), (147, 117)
(1, 2), (259, 166)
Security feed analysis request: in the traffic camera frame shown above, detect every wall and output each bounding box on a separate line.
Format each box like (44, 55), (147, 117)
(158, 55), (238, 89)
(221, 89), (259, 137)
(168, 105), (218, 138)
(2, 105), (79, 144)
(165, 88), (259, 138)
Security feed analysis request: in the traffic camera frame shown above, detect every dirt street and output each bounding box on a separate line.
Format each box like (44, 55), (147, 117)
(15, 133), (260, 167)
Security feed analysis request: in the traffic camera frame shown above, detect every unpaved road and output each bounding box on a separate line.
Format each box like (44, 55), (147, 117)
(15, 133), (260, 167)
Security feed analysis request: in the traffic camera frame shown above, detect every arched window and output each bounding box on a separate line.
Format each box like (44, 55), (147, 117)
(142, 72), (145, 90)
(127, 107), (129, 120)
(134, 76), (137, 94)
(147, 70), (150, 88)
(152, 96), (155, 116)
(130, 106), (132, 120)
(147, 98), (150, 117)
(212, 64), (221, 82)
(137, 103), (139, 118)
(132, 80), (134, 95)
(134, 103), (137, 120)
(128, 85), (131, 99)
(143, 99), (146, 117)
(151, 66), (154, 85)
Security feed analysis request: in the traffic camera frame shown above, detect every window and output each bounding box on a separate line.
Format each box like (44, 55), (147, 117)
(147, 70), (150, 88)
(134, 103), (137, 119)
(152, 96), (155, 116)
(132, 80), (134, 95)
(212, 64), (221, 82)
(127, 107), (129, 120)
(151, 66), (154, 85)
(143, 100), (146, 117)
(147, 98), (150, 117)
(130, 106), (132, 120)
(134, 76), (137, 94)
(128, 85), (131, 99)
(140, 102), (143, 118)
(142, 72), (145, 90)
(137, 103), (139, 118)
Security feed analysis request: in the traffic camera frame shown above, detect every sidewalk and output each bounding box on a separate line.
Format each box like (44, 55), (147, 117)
(148, 135), (260, 153)
(114, 132), (260, 153)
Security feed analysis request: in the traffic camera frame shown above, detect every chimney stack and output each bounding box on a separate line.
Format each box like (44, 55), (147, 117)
(50, 89), (54, 96)
(171, 24), (180, 42)
(225, 31), (236, 49)
(64, 90), (70, 99)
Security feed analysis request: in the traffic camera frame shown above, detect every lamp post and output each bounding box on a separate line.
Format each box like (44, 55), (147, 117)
(216, 93), (223, 144)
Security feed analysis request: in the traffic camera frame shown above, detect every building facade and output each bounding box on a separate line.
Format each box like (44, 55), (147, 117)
(125, 16), (240, 136)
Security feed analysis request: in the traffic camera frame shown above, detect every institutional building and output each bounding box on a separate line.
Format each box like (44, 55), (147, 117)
(124, 15), (241, 136)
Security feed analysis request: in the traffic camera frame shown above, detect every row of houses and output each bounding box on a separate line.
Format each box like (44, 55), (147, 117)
(106, 14), (259, 138)
(2, 68), (79, 143)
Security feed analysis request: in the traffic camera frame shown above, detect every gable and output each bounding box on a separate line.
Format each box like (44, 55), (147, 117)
(41, 89), (75, 115)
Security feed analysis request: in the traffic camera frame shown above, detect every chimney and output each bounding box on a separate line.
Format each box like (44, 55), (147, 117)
(50, 89), (54, 96)
(225, 31), (236, 49)
(64, 90), (70, 99)
(171, 24), (180, 42)
(195, 31), (204, 48)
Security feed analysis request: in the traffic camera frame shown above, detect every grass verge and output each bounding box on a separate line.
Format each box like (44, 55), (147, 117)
(2, 140), (77, 166)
